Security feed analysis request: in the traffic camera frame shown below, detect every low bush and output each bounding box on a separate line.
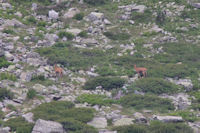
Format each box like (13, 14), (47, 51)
(31, 75), (45, 81)
(0, 72), (17, 81)
(76, 94), (116, 106)
(73, 13), (84, 20)
(169, 111), (198, 122)
(0, 88), (13, 101)
(27, 89), (37, 99)
(26, 16), (37, 24)
(103, 32), (131, 40)
(58, 31), (75, 40)
(0, 57), (12, 68)
(130, 78), (179, 94)
(83, 76), (126, 90)
(2, 29), (15, 34)
(120, 94), (174, 112)
(84, 0), (107, 5)
(114, 122), (193, 133)
(3, 117), (33, 133)
(131, 9), (153, 24)
(37, 21), (47, 27)
(78, 31), (88, 38)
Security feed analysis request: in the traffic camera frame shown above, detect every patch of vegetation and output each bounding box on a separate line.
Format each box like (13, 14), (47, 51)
(76, 94), (116, 106)
(3, 117), (33, 133)
(169, 111), (198, 122)
(58, 31), (75, 40)
(114, 121), (193, 133)
(31, 75), (45, 81)
(27, 89), (37, 99)
(26, 16), (37, 24)
(0, 72), (17, 81)
(130, 78), (179, 94)
(83, 76), (126, 90)
(31, 101), (95, 133)
(131, 9), (153, 24)
(78, 31), (88, 38)
(0, 57), (12, 69)
(37, 21), (47, 27)
(58, 118), (98, 133)
(84, 0), (107, 5)
(73, 13), (84, 20)
(53, 42), (71, 48)
(2, 28), (15, 34)
(103, 32), (131, 40)
(7, 104), (17, 111)
(120, 94), (174, 112)
(0, 88), (13, 101)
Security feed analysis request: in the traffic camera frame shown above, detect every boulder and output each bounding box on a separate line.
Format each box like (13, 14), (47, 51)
(22, 112), (34, 123)
(49, 10), (59, 20)
(191, 3), (200, 9)
(153, 115), (183, 123)
(87, 117), (107, 129)
(63, 8), (80, 19)
(87, 12), (104, 22)
(133, 112), (147, 123)
(20, 72), (33, 82)
(32, 119), (65, 133)
(66, 28), (82, 36)
(113, 118), (134, 126)
(0, 127), (10, 133)
(4, 51), (14, 61)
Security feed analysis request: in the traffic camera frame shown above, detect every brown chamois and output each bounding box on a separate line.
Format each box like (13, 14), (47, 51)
(54, 64), (63, 77)
(134, 64), (147, 78)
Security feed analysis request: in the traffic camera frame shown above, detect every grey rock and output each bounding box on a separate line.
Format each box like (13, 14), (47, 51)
(0, 49), (4, 57)
(113, 118), (134, 126)
(0, 127), (10, 133)
(4, 51), (14, 61)
(191, 3), (200, 9)
(153, 115), (183, 123)
(22, 112), (34, 123)
(99, 130), (117, 133)
(48, 10), (59, 20)
(87, 117), (107, 129)
(20, 72), (33, 82)
(81, 38), (98, 46)
(167, 78), (193, 91)
(87, 12), (104, 22)
(63, 8), (80, 19)
(32, 119), (65, 133)
(45, 33), (59, 43)
(133, 112), (147, 123)
(32, 3), (37, 10)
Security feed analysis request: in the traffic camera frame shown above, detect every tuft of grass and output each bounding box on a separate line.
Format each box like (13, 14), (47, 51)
(103, 32), (131, 40)
(27, 89), (37, 99)
(73, 13), (84, 20)
(58, 31), (75, 40)
(0, 88), (13, 101)
(0, 57), (12, 68)
(0, 73), (17, 81)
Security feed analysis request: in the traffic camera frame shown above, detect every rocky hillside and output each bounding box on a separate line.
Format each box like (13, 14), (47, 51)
(0, 0), (200, 132)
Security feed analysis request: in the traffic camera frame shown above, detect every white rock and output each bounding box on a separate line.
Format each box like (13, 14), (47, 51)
(63, 8), (80, 19)
(49, 10), (59, 20)
(113, 118), (134, 126)
(153, 115), (183, 123)
(87, 117), (107, 129)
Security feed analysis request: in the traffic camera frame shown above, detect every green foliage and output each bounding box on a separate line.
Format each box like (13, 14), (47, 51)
(53, 42), (71, 48)
(73, 13), (84, 20)
(114, 124), (147, 133)
(84, 0), (107, 5)
(58, 31), (75, 40)
(58, 118), (98, 133)
(26, 16), (37, 24)
(0, 72), (17, 81)
(76, 94), (116, 106)
(169, 111), (198, 122)
(83, 76), (126, 90)
(0, 88), (13, 101)
(2, 29), (15, 34)
(120, 94), (174, 112)
(31, 75), (45, 81)
(114, 122), (193, 133)
(0, 57), (12, 68)
(78, 31), (88, 38)
(149, 121), (193, 133)
(32, 101), (94, 122)
(37, 21), (47, 27)
(131, 9), (153, 24)
(7, 104), (17, 111)
(156, 10), (166, 25)
(131, 78), (179, 94)
(27, 89), (37, 99)
(103, 32), (131, 40)
(4, 117), (33, 133)
(95, 65), (117, 76)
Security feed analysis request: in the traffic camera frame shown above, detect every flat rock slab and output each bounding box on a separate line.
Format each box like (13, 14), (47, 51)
(87, 117), (107, 129)
(32, 119), (65, 133)
(153, 115), (183, 123)
(113, 118), (134, 126)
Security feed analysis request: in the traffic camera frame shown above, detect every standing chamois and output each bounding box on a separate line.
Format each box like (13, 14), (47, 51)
(134, 64), (147, 78)
(54, 64), (63, 77)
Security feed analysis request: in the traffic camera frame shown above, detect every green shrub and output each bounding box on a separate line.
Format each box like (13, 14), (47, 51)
(27, 89), (37, 99)
(26, 16), (37, 24)
(37, 21), (47, 27)
(73, 13), (84, 20)
(31, 75), (45, 81)
(83, 76), (126, 90)
(32, 101), (94, 123)
(120, 94), (174, 112)
(7, 104), (17, 111)
(149, 121), (193, 133)
(0, 88), (13, 101)
(95, 65), (117, 76)
(53, 42), (71, 48)
(131, 78), (179, 94)
(114, 124), (147, 133)
(76, 94), (116, 106)
(103, 32), (131, 40)
(156, 10), (166, 25)
(58, 31), (75, 40)
(169, 111), (198, 122)
(2, 29), (15, 34)
(0, 72), (17, 81)
(58, 118), (98, 133)
(131, 10), (153, 24)
(0, 57), (12, 68)
(84, 0), (107, 5)
(3, 117), (33, 133)
(78, 31), (88, 38)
